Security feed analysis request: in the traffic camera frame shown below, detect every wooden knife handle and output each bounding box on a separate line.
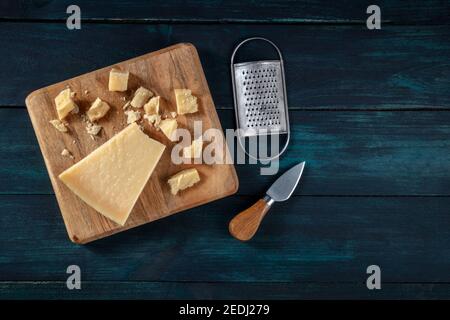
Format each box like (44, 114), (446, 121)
(229, 198), (272, 241)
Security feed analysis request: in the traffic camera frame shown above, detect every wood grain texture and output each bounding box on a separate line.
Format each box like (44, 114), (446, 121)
(25, 43), (238, 244)
(1, 24), (450, 110)
(1, 0), (449, 24)
(2, 109), (450, 196)
(229, 199), (271, 241)
(2, 195), (450, 284)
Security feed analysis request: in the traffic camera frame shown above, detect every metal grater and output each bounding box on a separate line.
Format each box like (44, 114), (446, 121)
(231, 37), (290, 160)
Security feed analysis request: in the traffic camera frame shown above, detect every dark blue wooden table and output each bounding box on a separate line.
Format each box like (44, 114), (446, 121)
(1, 0), (450, 299)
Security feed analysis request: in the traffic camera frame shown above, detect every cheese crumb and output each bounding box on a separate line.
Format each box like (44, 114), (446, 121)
(49, 119), (68, 133)
(130, 86), (153, 108)
(86, 122), (102, 136)
(61, 148), (74, 159)
(125, 110), (141, 124)
(122, 101), (130, 109)
(84, 90), (89, 95)
(170, 111), (177, 118)
(144, 114), (161, 127)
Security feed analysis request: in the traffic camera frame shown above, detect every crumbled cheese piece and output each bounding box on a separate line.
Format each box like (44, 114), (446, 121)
(144, 114), (161, 127)
(144, 96), (160, 115)
(130, 87), (153, 108)
(84, 90), (89, 95)
(61, 148), (74, 159)
(167, 168), (200, 195)
(87, 98), (110, 122)
(86, 122), (102, 136)
(183, 137), (203, 158)
(108, 68), (129, 92)
(174, 89), (198, 114)
(159, 118), (178, 141)
(122, 101), (130, 109)
(125, 110), (141, 124)
(55, 88), (78, 120)
(170, 111), (177, 118)
(49, 119), (68, 133)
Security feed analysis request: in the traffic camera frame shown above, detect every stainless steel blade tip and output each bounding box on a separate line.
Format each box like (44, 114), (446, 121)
(266, 162), (305, 202)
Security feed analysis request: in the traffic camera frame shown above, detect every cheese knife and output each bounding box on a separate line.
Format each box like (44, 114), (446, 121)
(229, 161), (306, 241)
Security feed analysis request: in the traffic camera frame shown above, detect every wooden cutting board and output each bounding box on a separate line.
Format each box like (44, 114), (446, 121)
(25, 43), (238, 244)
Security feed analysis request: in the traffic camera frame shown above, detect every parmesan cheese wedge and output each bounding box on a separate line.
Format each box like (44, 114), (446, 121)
(59, 123), (166, 225)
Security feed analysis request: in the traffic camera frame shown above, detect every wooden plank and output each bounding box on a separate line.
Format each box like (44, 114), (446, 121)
(1, 0), (448, 24)
(2, 194), (450, 283)
(25, 43), (238, 244)
(2, 281), (450, 299)
(1, 23), (450, 110)
(2, 108), (450, 196)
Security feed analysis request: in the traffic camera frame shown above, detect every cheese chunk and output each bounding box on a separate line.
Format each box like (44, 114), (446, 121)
(125, 110), (141, 124)
(55, 88), (78, 120)
(174, 89), (198, 115)
(86, 122), (102, 136)
(144, 114), (161, 127)
(183, 137), (203, 158)
(168, 168), (200, 195)
(131, 86), (153, 108)
(108, 68), (129, 92)
(87, 98), (110, 122)
(59, 123), (166, 226)
(159, 118), (178, 141)
(49, 119), (68, 132)
(144, 96), (160, 115)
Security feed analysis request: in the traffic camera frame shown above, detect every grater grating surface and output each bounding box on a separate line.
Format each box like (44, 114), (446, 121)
(234, 60), (287, 137)
(231, 37), (290, 160)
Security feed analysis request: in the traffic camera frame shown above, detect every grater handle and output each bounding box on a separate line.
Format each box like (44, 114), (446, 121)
(231, 37), (291, 161)
(230, 37), (284, 66)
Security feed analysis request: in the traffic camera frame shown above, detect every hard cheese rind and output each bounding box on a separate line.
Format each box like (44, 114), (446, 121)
(59, 123), (166, 225)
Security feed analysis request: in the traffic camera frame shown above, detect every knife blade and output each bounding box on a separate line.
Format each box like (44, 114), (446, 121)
(229, 162), (306, 241)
